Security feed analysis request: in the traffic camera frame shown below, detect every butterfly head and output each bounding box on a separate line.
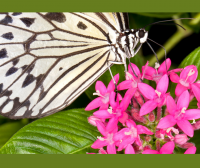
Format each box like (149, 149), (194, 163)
(135, 28), (148, 44)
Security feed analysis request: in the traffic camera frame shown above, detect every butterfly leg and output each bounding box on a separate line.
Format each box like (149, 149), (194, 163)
(107, 60), (124, 101)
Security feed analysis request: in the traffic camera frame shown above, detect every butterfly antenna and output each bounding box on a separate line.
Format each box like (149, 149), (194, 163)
(143, 18), (193, 29)
(146, 41), (160, 65)
(147, 38), (168, 72)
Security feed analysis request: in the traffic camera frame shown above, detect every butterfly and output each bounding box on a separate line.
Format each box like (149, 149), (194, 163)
(0, 12), (149, 119)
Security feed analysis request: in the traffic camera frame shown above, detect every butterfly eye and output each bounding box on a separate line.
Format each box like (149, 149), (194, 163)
(139, 29), (145, 38)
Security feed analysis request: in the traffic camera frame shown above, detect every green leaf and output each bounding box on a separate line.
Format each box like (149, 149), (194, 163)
(85, 54), (144, 100)
(0, 109), (100, 154)
(0, 121), (27, 149)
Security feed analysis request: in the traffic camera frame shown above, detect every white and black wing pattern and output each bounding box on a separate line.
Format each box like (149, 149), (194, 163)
(0, 12), (129, 119)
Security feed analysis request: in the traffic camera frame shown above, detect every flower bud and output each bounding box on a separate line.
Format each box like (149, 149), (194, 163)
(179, 142), (194, 149)
(144, 135), (151, 142)
(148, 111), (155, 122)
(88, 116), (102, 126)
(131, 108), (147, 123)
(174, 134), (189, 145)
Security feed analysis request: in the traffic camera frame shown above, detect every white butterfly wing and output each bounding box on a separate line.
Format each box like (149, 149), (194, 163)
(0, 12), (129, 119)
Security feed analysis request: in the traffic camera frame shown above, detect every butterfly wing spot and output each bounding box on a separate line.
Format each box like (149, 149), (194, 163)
(44, 13), (66, 23)
(12, 58), (20, 66)
(0, 48), (8, 59)
(0, 15), (13, 24)
(12, 13), (22, 16)
(77, 21), (87, 30)
(59, 67), (63, 71)
(20, 18), (35, 27)
(5, 67), (18, 76)
(1, 32), (14, 40)
(22, 74), (35, 88)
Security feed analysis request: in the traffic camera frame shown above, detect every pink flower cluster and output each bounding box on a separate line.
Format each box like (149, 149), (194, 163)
(86, 58), (200, 154)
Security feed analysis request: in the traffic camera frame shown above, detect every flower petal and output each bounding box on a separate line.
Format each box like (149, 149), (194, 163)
(158, 58), (171, 74)
(142, 150), (159, 154)
(107, 144), (116, 154)
(91, 139), (108, 149)
(125, 144), (135, 154)
(177, 119), (194, 137)
(184, 146), (196, 154)
(107, 74), (119, 92)
(109, 91), (118, 108)
(143, 66), (156, 78)
(180, 65), (198, 83)
(140, 100), (157, 116)
(185, 109), (200, 120)
(93, 110), (113, 119)
(170, 72), (180, 83)
(85, 97), (102, 111)
(96, 121), (106, 136)
(117, 80), (132, 90)
(191, 83), (200, 102)
(95, 81), (107, 95)
(166, 96), (177, 115)
(113, 128), (129, 141)
(138, 83), (156, 100)
(177, 90), (189, 110)
(175, 83), (188, 97)
(119, 112), (128, 124)
(106, 117), (118, 133)
(120, 94), (132, 111)
(156, 74), (169, 94)
(137, 125), (154, 135)
(157, 115), (177, 129)
(128, 63), (141, 77)
(160, 141), (175, 154)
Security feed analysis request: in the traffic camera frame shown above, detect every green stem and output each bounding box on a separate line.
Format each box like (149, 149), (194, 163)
(149, 28), (192, 66)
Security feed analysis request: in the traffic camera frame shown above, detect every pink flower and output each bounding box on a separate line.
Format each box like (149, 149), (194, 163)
(184, 146), (196, 154)
(114, 119), (153, 152)
(85, 74), (120, 111)
(142, 59), (182, 83)
(93, 92), (129, 124)
(118, 63), (143, 97)
(157, 90), (200, 137)
(91, 118), (118, 154)
(170, 65), (198, 96)
(138, 74), (169, 116)
(142, 141), (175, 154)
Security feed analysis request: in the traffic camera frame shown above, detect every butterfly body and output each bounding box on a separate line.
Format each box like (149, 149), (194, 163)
(0, 12), (148, 119)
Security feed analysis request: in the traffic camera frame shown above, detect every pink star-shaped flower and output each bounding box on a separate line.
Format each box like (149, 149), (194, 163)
(117, 63), (144, 97)
(113, 119), (153, 153)
(138, 74), (169, 116)
(93, 91), (130, 124)
(91, 118), (118, 154)
(85, 74), (120, 111)
(142, 58), (182, 83)
(142, 141), (175, 154)
(157, 90), (200, 137)
(170, 65), (198, 96)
